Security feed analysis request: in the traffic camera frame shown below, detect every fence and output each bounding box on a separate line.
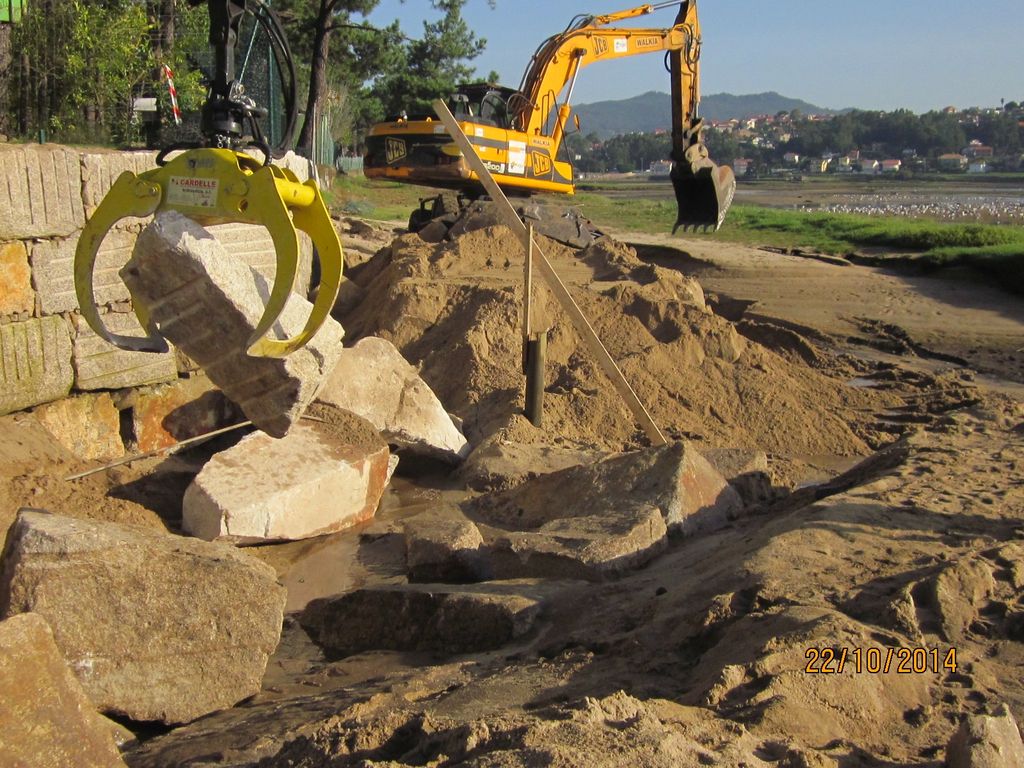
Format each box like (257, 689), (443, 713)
(0, 0), (23, 23)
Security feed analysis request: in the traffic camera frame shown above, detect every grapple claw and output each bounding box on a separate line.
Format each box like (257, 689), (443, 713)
(74, 172), (168, 352)
(74, 148), (343, 359)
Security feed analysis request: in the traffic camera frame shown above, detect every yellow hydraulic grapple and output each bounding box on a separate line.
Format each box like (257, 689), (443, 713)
(74, 0), (342, 359)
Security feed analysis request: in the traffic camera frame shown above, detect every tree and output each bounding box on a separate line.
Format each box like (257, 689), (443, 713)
(11, 0), (155, 143)
(371, 0), (487, 119)
(275, 0), (404, 151)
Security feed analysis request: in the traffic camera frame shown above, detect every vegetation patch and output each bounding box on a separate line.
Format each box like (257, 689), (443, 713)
(332, 174), (430, 223)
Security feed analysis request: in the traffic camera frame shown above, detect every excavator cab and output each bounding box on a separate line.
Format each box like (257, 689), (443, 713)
(447, 84), (515, 129)
(74, 0), (342, 358)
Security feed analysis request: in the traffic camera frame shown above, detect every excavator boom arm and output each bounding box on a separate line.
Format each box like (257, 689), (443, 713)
(515, 2), (697, 138)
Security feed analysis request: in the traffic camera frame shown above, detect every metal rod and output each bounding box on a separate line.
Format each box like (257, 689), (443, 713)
(63, 420), (254, 482)
(525, 333), (546, 427)
(433, 99), (667, 446)
(522, 223), (534, 374)
(562, 53), (584, 110)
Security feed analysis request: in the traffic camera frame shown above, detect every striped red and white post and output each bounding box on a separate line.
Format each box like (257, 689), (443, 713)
(162, 64), (182, 125)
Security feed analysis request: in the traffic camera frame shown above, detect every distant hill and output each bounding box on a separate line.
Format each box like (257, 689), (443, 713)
(571, 91), (834, 139)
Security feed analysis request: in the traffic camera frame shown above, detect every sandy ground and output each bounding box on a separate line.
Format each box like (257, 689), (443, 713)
(624, 231), (1024, 390)
(3, 218), (1023, 766)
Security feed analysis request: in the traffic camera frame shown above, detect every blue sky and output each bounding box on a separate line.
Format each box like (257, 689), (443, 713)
(362, 0), (1024, 113)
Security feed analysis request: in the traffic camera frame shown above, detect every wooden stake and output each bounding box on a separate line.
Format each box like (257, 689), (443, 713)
(523, 223), (534, 340)
(434, 99), (667, 446)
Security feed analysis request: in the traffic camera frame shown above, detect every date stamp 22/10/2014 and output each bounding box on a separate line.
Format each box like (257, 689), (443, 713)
(804, 646), (958, 675)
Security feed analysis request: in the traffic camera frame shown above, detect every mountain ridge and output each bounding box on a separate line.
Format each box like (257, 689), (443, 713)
(571, 90), (835, 139)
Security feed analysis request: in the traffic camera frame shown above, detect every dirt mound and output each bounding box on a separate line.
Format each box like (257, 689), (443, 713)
(342, 226), (896, 461)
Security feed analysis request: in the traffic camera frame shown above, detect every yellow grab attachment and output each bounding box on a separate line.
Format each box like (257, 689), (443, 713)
(74, 148), (343, 358)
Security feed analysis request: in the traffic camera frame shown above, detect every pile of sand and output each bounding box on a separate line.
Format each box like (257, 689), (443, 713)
(342, 225), (897, 462)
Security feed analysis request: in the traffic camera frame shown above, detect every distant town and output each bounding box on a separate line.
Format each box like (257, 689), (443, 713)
(568, 104), (1024, 178)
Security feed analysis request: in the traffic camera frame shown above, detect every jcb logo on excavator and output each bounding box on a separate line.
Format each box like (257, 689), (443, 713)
(594, 38), (608, 57)
(531, 152), (552, 177)
(385, 138), (407, 164)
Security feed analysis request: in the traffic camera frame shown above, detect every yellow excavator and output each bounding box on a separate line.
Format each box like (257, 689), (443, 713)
(363, 0), (735, 235)
(74, 0), (342, 359)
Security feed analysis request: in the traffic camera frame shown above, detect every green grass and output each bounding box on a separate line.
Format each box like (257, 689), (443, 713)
(717, 207), (1024, 293)
(573, 191), (679, 234)
(331, 173), (1024, 294)
(719, 206), (1023, 251)
(330, 173), (429, 222)
(572, 190), (1024, 294)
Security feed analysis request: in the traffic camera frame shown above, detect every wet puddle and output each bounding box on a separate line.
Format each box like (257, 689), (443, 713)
(254, 475), (470, 612)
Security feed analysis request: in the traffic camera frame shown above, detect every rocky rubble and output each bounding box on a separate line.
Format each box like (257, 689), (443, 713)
(0, 612), (127, 767)
(0, 510), (286, 724)
(183, 405), (391, 543)
(2, 206), (1022, 768)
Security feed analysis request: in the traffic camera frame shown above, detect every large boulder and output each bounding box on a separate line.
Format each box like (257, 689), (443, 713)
(0, 510), (286, 724)
(300, 583), (545, 657)
(470, 441), (741, 536)
(456, 435), (603, 492)
(0, 612), (126, 768)
(316, 336), (468, 463)
(483, 503), (668, 581)
(121, 211), (345, 437)
(946, 704), (1024, 768)
(183, 405), (391, 544)
(402, 513), (489, 583)
(455, 442), (741, 581)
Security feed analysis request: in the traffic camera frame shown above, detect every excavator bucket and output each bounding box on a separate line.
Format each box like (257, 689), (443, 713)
(74, 148), (343, 359)
(671, 157), (736, 233)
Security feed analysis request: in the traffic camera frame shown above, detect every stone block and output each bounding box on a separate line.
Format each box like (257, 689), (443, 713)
(471, 441), (742, 537)
(72, 311), (178, 391)
(317, 336), (468, 463)
(0, 145), (85, 240)
(131, 375), (240, 453)
(273, 151), (312, 183)
(457, 435), (604, 492)
(0, 612), (127, 768)
(403, 514), (488, 583)
(0, 241), (34, 318)
(34, 393), (124, 461)
(701, 447), (769, 479)
(121, 211), (345, 437)
(484, 504), (668, 581)
(946, 703), (1024, 768)
(183, 405), (390, 543)
(0, 316), (74, 416)
(0, 509), (287, 725)
(300, 583), (543, 657)
(30, 229), (138, 315)
(80, 151), (157, 217)
(206, 221), (314, 297)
